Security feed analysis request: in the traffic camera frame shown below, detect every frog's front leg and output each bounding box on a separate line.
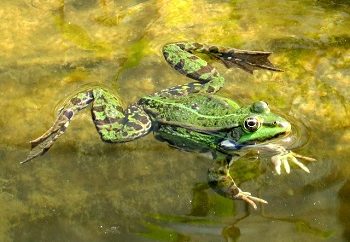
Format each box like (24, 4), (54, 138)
(267, 144), (316, 175)
(251, 143), (316, 175)
(208, 155), (267, 209)
(22, 88), (152, 164)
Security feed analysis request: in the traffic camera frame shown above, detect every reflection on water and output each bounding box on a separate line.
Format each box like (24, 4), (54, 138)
(0, 0), (349, 241)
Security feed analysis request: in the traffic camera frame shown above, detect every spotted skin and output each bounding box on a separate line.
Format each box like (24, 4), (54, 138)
(92, 89), (151, 142)
(157, 42), (281, 97)
(23, 42), (313, 209)
(24, 88), (152, 164)
(160, 43), (225, 96)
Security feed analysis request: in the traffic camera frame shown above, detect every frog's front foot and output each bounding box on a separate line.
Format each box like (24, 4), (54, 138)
(271, 151), (316, 175)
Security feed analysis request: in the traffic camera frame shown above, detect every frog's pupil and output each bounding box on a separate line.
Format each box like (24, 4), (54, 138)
(248, 120), (256, 127)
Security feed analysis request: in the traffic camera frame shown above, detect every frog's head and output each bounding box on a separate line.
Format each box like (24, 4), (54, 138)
(230, 101), (291, 145)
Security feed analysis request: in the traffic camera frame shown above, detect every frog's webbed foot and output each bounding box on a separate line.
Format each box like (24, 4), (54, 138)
(208, 158), (267, 209)
(271, 151), (316, 175)
(21, 91), (94, 164)
(217, 49), (283, 74)
(23, 124), (66, 164)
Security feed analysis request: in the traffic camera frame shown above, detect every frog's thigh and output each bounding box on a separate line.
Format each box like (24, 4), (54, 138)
(92, 89), (151, 142)
(161, 44), (224, 95)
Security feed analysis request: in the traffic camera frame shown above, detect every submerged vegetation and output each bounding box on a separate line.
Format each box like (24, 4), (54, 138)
(0, 0), (349, 241)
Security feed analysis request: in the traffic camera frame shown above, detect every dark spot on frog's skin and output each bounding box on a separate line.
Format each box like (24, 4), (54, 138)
(193, 43), (203, 49)
(207, 86), (215, 93)
(163, 51), (169, 59)
(139, 116), (150, 125)
(176, 43), (185, 50)
(227, 49), (235, 55)
(59, 125), (67, 132)
(209, 46), (219, 53)
(70, 97), (81, 105)
(128, 105), (140, 113)
(138, 98), (153, 106)
(185, 72), (200, 82)
(189, 55), (199, 61)
(64, 110), (74, 119)
(94, 117), (120, 126)
(168, 88), (182, 96)
(199, 64), (213, 74)
(122, 132), (128, 137)
(186, 82), (200, 93)
(92, 105), (105, 112)
(172, 106), (181, 111)
(191, 103), (199, 110)
(132, 113), (150, 125)
(195, 65), (216, 82)
(208, 180), (218, 187)
(129, 122), (143, 131)
(218, 168), (227, 175)
(174, 59), (185, 71)
(213, 71), (221, 77)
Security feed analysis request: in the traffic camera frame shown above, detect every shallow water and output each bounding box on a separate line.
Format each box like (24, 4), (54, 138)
(1, 0), (349, 241)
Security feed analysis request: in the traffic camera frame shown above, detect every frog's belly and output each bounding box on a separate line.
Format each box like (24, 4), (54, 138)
(153, 124), (221, 153)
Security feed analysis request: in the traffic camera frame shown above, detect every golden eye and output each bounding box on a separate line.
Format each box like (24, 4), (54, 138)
(243, 117), (261, 132)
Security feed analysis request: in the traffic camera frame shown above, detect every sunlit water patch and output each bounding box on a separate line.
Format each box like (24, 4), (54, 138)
(0, 0), (349, 241)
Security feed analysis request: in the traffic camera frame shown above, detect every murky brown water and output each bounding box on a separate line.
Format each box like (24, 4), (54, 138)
(1, 0), (349, 241)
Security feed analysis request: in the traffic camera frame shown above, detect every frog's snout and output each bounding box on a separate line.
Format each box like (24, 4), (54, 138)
(278, 120), (291, 130)
(274, 120), (292, 135)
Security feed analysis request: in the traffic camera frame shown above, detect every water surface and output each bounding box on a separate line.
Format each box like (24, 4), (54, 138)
(0, 0), (349, 241)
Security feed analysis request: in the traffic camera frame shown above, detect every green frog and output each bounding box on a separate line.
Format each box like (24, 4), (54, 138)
(22, 42), (315, 209)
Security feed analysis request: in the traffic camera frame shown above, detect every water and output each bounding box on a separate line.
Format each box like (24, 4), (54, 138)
(1, 0), (349, 241)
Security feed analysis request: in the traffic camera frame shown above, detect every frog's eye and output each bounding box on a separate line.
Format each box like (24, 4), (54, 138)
(243, 117), (261, 132)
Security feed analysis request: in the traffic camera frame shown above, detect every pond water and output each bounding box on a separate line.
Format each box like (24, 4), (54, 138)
(1, 0), (349, 241)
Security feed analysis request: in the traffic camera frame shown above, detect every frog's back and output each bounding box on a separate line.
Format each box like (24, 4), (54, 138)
(139, 94), (243, 130)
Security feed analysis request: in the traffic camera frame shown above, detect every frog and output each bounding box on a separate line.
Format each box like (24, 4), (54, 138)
(22, 42), (315, 209)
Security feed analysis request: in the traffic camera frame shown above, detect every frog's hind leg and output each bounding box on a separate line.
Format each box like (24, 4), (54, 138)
(22, 88), (151, 164)
(92, 88), (152, 143)
(208, 154), (268, 209)
(160, 42), (281, 96)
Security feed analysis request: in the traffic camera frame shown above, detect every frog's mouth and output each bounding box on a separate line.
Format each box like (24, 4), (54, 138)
(248, 130), (291, 145)
(220, 131), (291, 151)
(267, 130), (290, 140)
